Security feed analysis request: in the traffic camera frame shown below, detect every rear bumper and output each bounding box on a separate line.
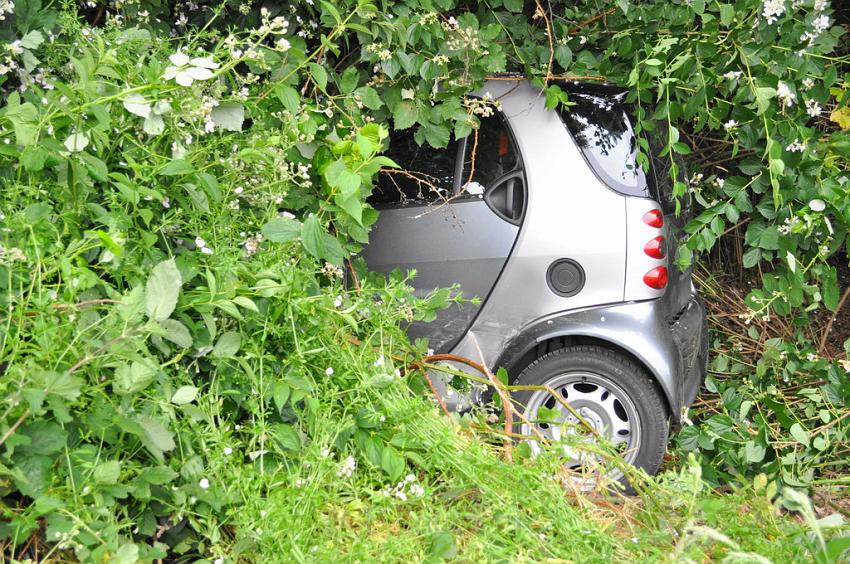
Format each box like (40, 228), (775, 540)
(670, 293), (709, 409)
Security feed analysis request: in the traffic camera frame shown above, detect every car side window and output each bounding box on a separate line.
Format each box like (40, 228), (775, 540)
(458, 112), (520, 198)
(368, 131), (459, 208)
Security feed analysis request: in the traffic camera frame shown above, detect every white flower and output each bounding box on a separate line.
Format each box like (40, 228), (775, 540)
(776, 82), (796, 108)
(320, 448), (332, 458)
(405, 473), (416, 482)
(802, 77), (815, 90)
(194, 236), (206, 248)
(762, 0), (785, 24)
(723, 70), (743, 80)
(809, 199), (826, 212)
(786, 139), (805, 152)
(213, 558), (224, 564)
(723, 119), (739, 130)
(163, 51), (220, 86)
(294, 478), (305, 488)
(325, 367), (334, 376)
(409, 483), (425, 497)
(336, 455), (357, 478)
(223, 446), (233, 456)
(199, 478), (210, 489)
(805, 99), (822, 117)
(839, 359), (850, 373)
(333, 295), (343, 308)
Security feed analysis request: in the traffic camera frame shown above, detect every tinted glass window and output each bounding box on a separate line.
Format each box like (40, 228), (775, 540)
(369, 132), (458, 207)
(458, 112), (520, 197)
(558, 91), (649, 197)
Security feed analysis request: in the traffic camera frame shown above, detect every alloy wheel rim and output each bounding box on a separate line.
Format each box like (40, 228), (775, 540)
(519, 372), (642, 482)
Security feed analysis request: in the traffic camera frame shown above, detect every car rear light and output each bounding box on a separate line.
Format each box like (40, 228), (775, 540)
(643, 236), (666, 259)
(643, 266), (668, 289)
(642, 209), (663, 228)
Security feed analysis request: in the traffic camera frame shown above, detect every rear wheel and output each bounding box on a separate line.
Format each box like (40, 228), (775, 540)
(511, 346), (668, 487)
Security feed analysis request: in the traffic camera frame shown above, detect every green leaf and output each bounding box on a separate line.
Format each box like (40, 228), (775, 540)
(171, 385), (198, 405)
(114, 361), (157, 395)
(275, 84), (300, 112)
(719, 4), (734, 26)
(159, 159), (195, 176)
(338, 66), (359, 94)
(754, 87), (776, 115)
(160, 318), (193, 348)
(139, 466), (178, 485)
(145, 259), (182, 322)
(135, 416), (176, 460)
(789, 423), (810, 447)
(273, 382), (290, 411)
(21, 146), (48, 172)
(272, 423), (302, 451)
(93, 460), (122, 484)
(20, 30), (44, 49)
(301, 214), (325, 259)
(308, 62), (328, 91)
(143, 114), (165, 135)
(5, 94), (39, 146)
(381, 446), (405, 482)
(393, 100), (418, 130)
(212, 331), (241, 357)
(211, 102), (245, 132)
(426, 532), (458, 561)
(823, 267), (839, 311)
(262, 217), (301, 242)
(325, 159), (361, 196)
(744, 440), (766, 463)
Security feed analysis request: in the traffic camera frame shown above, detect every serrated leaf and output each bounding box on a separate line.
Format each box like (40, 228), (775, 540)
(275, 85), (301, 113)
(135, 416), (176, 460)
(93, 460), (121, 484)
(308, 62), (328, 91)
(262, 217), (301, 242)
(272, 423), (301, 451)
(145, 259), (182, 322)
(20, 30), (45, 50)
(114, 361), (157, 395)
(393, 100), (418, 130)
(301, 214), (325, 259)
(211, 102), (245, 132)
(212, 331), (241, 357)
(171, 385), (198, 405)
(159, 159), (195, 176)
(160, 318), (193, 348)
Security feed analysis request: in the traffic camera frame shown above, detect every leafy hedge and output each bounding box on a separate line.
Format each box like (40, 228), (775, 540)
(0, 0), (848, 559)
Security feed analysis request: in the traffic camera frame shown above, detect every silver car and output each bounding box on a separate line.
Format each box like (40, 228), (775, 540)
(363, 79), (708, 478)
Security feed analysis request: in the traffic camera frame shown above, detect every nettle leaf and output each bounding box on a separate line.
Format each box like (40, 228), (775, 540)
(393, 100), (418, 130)
(20, 30), (44, 50)
(211, 102), (245, 132)
(301, 214), (325, 259)
(122, 92), (152, 118)
(212, 331), (241, 357)
(145, 258), (182, 322)
(272, 423), (302, 451)
(171, 385), (198, 405)
(159, 159), (195, 176)
(754, 87), (776, 115)
(308, 62), (328, 91)
(262, 217), (301, 242)
(380, 446), (406, 482)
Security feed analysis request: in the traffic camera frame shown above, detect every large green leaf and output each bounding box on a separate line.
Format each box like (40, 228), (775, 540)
(145, 259), (182, 322)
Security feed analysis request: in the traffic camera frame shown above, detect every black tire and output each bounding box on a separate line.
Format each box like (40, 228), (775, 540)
(511, 345), (669, 487)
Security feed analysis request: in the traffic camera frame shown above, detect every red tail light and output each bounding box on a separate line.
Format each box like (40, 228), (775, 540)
(643, 266), (668, 289)
(642, 209), (664, 228)
(643, 236), (666, 259)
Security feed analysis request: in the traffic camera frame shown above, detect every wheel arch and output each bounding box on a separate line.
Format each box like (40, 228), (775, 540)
(495, 331), (677, 422)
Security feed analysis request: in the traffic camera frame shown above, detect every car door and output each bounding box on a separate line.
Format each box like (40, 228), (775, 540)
(362, 111), (525, 352)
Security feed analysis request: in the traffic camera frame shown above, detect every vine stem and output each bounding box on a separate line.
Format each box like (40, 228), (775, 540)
(818, 282), (850, 355)
(0, 409), (30, 449)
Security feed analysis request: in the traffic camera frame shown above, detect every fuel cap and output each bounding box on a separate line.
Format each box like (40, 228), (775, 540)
(546, 259), (585, 297)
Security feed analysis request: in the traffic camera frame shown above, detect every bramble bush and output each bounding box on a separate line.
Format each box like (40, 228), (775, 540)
(0, 0), (848, 560)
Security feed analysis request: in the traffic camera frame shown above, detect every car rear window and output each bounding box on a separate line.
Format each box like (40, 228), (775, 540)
(557, 88), (651, 199)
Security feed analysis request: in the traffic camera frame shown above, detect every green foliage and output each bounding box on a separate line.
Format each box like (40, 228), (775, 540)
(0, 0), (848, 560)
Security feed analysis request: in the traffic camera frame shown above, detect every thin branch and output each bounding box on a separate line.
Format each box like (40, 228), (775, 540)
(818, 282), (850, 355)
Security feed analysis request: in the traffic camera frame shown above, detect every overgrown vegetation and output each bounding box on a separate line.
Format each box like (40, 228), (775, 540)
(0, 0), (849, 561)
